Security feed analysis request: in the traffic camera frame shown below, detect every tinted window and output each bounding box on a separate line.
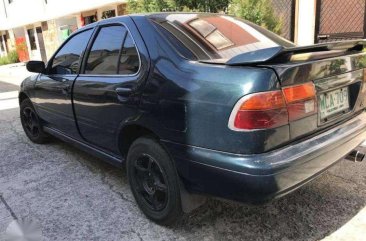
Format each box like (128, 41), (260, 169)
(154, 23), (197, 60)
(118, 34), (140, 75)
(149, 13), (295, 61)
(85, 26), (127, 75)
(51, 29), (92, 75)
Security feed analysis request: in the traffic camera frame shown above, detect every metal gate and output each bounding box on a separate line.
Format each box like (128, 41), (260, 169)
(271, 0), (296, 41)
(315, 0), (366, 43)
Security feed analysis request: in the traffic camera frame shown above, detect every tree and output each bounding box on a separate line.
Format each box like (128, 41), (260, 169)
(175, 0), (229, 12)
(228, 0), (282, 34)
(127, 0), (173, 13)
(127, 0), (229, 13)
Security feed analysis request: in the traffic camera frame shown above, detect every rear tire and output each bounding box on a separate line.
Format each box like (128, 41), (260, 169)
(126, 137), (182, 225)
(20, 99), (49, 144)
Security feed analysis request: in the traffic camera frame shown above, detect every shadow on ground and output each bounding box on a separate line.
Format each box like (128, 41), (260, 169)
(49, 137), (366, 241)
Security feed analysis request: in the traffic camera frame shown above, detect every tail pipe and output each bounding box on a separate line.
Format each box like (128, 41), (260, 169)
(345, 150), (365, 162)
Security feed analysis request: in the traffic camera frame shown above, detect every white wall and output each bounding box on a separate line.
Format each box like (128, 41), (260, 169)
(0, 0), (46, 30)
(295, 0), (317, 46)
(0, 0), (126, 30)
(0, 0), (7, 28)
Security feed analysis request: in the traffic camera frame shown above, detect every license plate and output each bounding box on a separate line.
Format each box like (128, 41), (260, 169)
(319, 87), (349, 120)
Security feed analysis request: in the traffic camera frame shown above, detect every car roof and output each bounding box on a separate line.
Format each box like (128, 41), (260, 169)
(129, 12), (223, 17)
(133, 12), (225, 21)
(73, 12), (224, 33)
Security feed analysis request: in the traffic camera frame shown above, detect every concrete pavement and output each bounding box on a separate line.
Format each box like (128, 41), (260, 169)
(0, 63), (30, 86)
(0, 67), (365, 240)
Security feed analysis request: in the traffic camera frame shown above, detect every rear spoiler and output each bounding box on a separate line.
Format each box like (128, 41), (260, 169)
(223, 40), (366, 66)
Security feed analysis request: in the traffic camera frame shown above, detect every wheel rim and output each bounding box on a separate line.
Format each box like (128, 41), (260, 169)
(21, 107), (40, 138)
(133, 153), (168, 211)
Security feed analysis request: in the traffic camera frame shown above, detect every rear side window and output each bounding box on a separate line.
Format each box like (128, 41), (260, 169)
(51, 29), (92, 75)
(85, 26), (127, 75)
(85, 25), (140, 75)
(153, 22), (197, 60)
(118, 34), (140, 75)
(149, 14), (295, 61)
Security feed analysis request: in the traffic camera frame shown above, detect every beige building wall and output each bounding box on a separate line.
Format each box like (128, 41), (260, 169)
(42, 20), (59, 60)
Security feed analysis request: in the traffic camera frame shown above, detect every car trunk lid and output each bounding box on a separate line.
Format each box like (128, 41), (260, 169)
(220, 40), (366, 141)
(264, 46), (366, 140)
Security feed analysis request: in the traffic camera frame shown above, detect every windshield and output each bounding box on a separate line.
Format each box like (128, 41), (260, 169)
(149, 13), (296, 61)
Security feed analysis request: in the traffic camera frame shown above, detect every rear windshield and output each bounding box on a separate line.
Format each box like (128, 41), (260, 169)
(149, 13), (295, 61)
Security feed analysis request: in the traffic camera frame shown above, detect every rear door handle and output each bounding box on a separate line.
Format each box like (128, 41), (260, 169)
(115, 87), (133, 96)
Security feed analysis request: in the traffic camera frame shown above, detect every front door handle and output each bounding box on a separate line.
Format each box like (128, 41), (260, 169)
(115, 87), (133, 96)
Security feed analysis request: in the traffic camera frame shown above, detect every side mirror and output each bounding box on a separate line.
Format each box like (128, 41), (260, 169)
(26, 61), (46, 73)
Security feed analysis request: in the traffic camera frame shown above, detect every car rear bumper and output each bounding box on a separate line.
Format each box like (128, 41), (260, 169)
(163, 111), (366, 203)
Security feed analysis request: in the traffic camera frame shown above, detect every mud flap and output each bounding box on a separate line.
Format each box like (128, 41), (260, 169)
(179, 180), (207, 213)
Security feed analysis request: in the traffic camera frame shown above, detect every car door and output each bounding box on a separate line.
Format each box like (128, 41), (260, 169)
(34, 28), (94, 138)
(73, 21), (149, 154)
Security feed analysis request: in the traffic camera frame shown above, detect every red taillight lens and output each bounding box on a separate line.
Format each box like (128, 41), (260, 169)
(233, 109), (289, 129)
(229, 83), (318, 131)
(282, 82), (317, 121)
(229, 91), (289, 130)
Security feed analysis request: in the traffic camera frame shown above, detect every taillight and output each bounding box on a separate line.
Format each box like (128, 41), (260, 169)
(282, 83), (317, 121)
(229, 82), (317, 131)
(229, 91), (289, 130)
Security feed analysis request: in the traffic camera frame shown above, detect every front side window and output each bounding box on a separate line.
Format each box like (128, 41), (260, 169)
(85, 26), (127, 75)
(50, 29), (92, 75)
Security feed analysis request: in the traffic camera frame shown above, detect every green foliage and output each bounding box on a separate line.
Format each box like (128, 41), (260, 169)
(127, 0), (173, 13)
(0, 56), (10, 65)
(0, 51), (19, 66)
(229, 0), (282, 34)
(7, 50), (19, 63)
(174, 0), (229, 12)
(127, 0), (229, 13)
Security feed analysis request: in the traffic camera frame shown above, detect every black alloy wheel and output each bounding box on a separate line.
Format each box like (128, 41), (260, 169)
(22, 106), (40, 138)
(20, 99), (49, 144)
(127, 137), (182, 224)
(133, 153), (168, 211)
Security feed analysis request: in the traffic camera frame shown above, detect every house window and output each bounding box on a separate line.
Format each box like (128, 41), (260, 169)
(101, 10), (116, 19)
(27, 29), (37, 50)
(0, 36), (5, 52)
(83, 15), (97, 25)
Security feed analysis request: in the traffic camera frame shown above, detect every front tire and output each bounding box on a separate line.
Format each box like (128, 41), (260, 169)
(126, 137), (182, 225)
(20, 99), (49, 144)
